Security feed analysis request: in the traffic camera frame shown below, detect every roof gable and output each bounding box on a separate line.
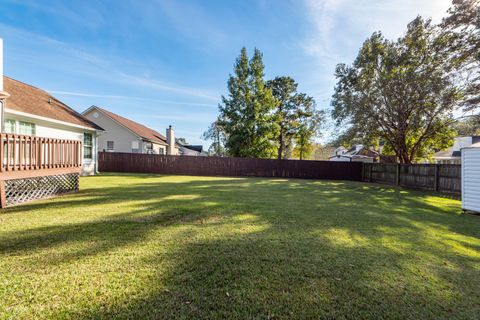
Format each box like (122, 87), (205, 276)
(4, 76), (102, 130)
(86, 106), (168, 146)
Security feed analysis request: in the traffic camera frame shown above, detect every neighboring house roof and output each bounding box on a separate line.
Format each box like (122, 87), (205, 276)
(86, 106), (169, 146)
(329, 154), (372, 160)
(433, 135), (480, 159)
(433, 148), (460, 159)
(330, 144), (378, 159)
(4, 76), (102, 130)
(183, 145), (203, 153)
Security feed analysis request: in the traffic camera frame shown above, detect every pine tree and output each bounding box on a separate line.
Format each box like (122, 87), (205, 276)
(217, 48), (277, 158)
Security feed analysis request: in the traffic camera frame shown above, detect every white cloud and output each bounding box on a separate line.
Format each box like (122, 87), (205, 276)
(302, 0), (451, 66)
(150, 115), (214, 123)
(302, 0), (346, 65)
(4, 0), (105, 29)
(1, 24), (220, 102)
(47, 90), (217, 108)
(116, 72), (219, 101)
(152, 0), (228, 49)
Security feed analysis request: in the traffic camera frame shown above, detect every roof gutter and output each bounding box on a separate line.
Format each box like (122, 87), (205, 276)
(5, 108), (100, 131)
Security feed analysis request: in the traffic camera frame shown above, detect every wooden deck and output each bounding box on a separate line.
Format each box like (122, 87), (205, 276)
(0, 133), (82, 207)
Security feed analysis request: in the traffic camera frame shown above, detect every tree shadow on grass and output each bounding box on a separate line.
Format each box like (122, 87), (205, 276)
(59, 223), (479, 319)
(1, 174), (479, 318)
(1, 175), (478, 260)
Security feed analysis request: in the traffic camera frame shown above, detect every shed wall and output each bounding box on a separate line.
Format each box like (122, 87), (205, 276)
(462, 148), (480, 213)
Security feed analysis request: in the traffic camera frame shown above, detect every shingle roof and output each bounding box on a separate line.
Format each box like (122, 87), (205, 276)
(183, 145), (203, 152)
(433, 147), (457, 158)
(4, 76), (102, 130)
(91, 106), (168, 146)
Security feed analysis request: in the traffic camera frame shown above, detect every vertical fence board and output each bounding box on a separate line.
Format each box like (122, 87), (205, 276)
(363, 163), (460, 195)
(98, 152), (364, 181)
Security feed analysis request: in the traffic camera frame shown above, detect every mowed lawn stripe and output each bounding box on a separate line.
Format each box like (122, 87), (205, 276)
(0, 173), (478, 319)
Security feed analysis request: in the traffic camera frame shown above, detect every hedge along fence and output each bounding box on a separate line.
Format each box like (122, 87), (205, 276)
(98, 152), (364, 181)
(363, 163), (461, 195)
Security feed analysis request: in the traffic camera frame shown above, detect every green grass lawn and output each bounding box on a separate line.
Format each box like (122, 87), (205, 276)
(0, 174), (479, 319)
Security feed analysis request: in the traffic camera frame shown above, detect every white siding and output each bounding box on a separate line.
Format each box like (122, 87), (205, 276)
(83, 108), (175, 155)
(454, 137), (473, 152)
(462, 147), (480, 213)
(352, 157), (374, 163)
(330, 156), (351, 162)
(150, 142), (167, 155)
(83, 109), (141, 153)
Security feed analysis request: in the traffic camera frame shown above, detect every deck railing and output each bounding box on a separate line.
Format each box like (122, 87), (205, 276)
(0, 133), (82, 176)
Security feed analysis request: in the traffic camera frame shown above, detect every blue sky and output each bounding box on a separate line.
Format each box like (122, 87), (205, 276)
(0, 0), (451, 145)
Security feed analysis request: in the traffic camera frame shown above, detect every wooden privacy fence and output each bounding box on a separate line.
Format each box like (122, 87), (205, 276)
(363, 163), (461, 195)
(98, 152), (364, 181)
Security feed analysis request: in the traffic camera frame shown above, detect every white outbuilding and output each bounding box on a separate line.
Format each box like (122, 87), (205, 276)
(461, 142), (480, 214)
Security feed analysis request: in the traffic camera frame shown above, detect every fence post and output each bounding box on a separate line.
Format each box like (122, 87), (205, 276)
(396, 163), (400, 186)
(434, 164), (439, 192)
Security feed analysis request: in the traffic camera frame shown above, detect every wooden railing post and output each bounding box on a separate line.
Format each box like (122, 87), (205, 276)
(6, 134), (11, 171)
(0, 133), (4, 173)
(0, 134), (83, 181)
(19, 135), (23, 171)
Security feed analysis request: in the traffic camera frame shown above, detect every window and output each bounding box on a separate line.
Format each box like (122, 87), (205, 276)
(131, 141), (139, 153)
(19, 121), (36, 135)
(5, 119), (16, 134)
(159, 148), (165, 155)
(145, 142), (153, 150)
(107, 141), (114, 151)
(83, 133), (93, 159)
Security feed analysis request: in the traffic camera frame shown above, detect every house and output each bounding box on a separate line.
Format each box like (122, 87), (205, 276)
(433, 136), (480, 164)
(178, 143), (204, 156)
(329, 144), (377, 163)
(2, 77), (103, 176)
(82, 106), (180, 155)
(0, 38), (103, 207)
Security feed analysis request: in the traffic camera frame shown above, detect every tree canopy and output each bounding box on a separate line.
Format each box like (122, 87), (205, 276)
(442, 0), (480, 111)
(331, 17), (460, 163)
(205, 48), (323, 159)
(267, 76), (324, 159)
(215, 47), (277, 158)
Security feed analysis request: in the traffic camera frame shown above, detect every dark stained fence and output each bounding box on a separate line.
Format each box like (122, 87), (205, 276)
(98, 152), (364, 181)
(363, 163), (461, 195)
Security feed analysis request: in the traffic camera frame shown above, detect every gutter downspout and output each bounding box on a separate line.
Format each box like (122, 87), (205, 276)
(0, 38), (9, 133)
(94, 129), (103, 174)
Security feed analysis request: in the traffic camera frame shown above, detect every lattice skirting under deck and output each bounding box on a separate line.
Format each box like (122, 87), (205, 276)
(2, 173), (79, 207)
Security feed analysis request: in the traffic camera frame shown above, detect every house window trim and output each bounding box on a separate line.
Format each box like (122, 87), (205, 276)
(107, 140), (114, 151)
(5, 119), (36, 136)
(83, 132), (93, 160)
(5, 119), (16, 134)
(19, 121), (36, 136)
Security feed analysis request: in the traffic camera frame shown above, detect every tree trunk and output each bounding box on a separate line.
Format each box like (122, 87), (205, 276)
(277, 131), (284, 160)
